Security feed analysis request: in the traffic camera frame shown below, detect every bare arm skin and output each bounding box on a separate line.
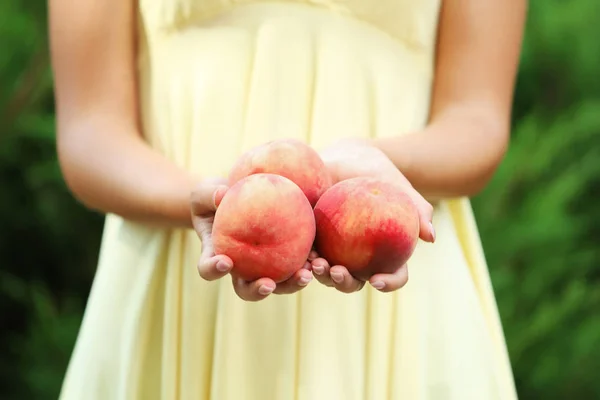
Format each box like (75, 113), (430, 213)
(49, 0), (525, 229)
(373, 1), (527, 200)
(49, 0), (196, 228)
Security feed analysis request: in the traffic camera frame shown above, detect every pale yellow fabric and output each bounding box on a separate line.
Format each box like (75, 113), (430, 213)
(59, 1), (518, 399)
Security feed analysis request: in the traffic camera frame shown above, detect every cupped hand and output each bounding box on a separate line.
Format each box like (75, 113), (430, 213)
(319, 138), (435, 241)
(190, 177), (313, 302)
(310, 138), (436, 293)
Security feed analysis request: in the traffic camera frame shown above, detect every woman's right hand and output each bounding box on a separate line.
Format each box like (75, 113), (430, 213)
(190, 178), (313, 302)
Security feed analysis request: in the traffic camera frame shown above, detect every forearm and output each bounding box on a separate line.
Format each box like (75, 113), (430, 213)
(372, 105), (509, 200)
(58, 122), (197, 229)
(376, 1), (525, 201)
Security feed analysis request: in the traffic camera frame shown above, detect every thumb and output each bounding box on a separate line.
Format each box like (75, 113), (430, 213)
(405, 187), (435, 243)
(416, 198), (435, 243)
(190, 178), (229, 217)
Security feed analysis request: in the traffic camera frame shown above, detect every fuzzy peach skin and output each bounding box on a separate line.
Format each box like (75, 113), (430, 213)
(313, 177), (420, 281)
(212, 173), (316, 283)
(229, 138), (332, 207)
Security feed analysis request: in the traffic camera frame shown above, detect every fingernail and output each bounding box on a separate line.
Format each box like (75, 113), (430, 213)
(258, 285), (274, 296)
(429, 222), (436, 242)
(298, 276), (313, 286)
(216, 260), (231, 272)
(312, 265), (325, 275)
(371, 281), (385, 290)
(213, 186), (228, 208)
(330, 272), (343, 284)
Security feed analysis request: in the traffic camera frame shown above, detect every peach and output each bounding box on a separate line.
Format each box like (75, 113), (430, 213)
(313, 177), (420, 281)
(229, 138), (332, 206)
(212, 173), (316, 283)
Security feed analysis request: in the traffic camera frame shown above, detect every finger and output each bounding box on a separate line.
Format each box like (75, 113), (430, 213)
(274, 262), (313, 295)
(232, 276), (277, 302)
(329, 265), (365, 294)
(275, 262), (313, 294)
(191, 208), (214, 242)
(308, 250), (319, 261)
(311, 257), (333, 287)
(190, 178), (229, 217)
(368, 264), (409, 293)
(196, 221), (233, 280)
(198, 253), (234, 281)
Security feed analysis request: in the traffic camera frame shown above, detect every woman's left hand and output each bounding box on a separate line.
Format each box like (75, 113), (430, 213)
(310, 138), (436, 293)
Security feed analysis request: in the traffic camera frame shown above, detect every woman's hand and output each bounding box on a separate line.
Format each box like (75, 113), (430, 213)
(190, 178), (313, 302)
(310, 138), (436, 293)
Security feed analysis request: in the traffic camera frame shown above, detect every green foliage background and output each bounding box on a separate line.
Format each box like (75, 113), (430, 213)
(1, 1), (598, 398)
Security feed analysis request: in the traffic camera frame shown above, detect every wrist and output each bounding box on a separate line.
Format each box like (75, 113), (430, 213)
(331, 136), (376, 149)
(149, 173), (200, 229)
(371, 134), (416, 176)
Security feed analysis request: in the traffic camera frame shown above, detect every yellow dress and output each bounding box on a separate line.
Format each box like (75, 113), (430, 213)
(59, 1), (518, 399)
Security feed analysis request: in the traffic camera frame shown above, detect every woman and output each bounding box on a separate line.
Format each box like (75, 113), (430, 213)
(50, 0), (526, 399)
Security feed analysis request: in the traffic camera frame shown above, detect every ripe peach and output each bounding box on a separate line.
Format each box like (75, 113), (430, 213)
(212, 173), (316, 283)
(313, 177), (420, 281)
(229, 138), (332, 206)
